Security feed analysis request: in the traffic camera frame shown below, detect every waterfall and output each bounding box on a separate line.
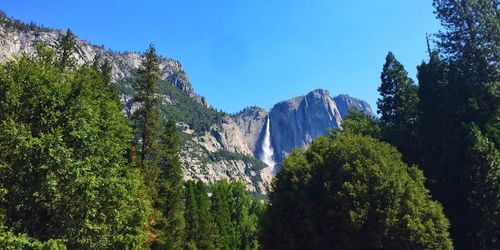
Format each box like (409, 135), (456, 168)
(261, 116), (276, 175)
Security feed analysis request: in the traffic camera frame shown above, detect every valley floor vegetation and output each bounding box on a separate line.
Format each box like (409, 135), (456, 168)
(0, 0), (498, 249)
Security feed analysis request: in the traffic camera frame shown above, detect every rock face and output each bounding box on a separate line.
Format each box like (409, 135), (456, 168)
(214, 89), (374, 171)
(0, 13), (208, 107)
(208, 116), (254, 156)
(233, 107), (268, 154)
(333, 94), (373, 117)
(0, 12), (374, 193)
(268, 89), (343, 163)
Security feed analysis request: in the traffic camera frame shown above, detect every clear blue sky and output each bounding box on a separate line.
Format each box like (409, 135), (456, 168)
(2, 0), (441, 113)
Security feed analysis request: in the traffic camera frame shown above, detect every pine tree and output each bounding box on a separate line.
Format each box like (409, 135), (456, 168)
(92, 55), (118, 100)
(184, 181), (218, 250)
(210, 181), (234, 249)
(56, 29), (77, 70)
(416, 1), (500, 248)
(99, 58), (112, 87)
(131, 45), (165, 247)
(195, 181), (217, 250)
(227, 182), (262, 250)
(157, 120), (186, 250)
(433, 0), (499, 85)
(377, 52), (419, 164)
(133, 44), (161, 167)
(184, 181), (200, 249)
(416, 51), (448, 179)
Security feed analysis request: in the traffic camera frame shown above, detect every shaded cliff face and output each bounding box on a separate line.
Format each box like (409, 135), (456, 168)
(268, 89), (343, 163)
(204, 90), (374, 175)
(333, 94), (373, 117)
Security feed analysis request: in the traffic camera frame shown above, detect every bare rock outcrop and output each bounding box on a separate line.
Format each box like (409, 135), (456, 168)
(0, 13), (208, 106)
(269, 89), (343, 163)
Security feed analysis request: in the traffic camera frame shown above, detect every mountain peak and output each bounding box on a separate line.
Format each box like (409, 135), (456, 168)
(307, 88), (330, 96)
(333, 94), (373, 117)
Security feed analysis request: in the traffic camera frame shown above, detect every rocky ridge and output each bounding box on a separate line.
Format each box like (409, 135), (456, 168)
(206, 89), (373, 170)
(269, 89), (343, 163)
(0, 12), (373, 194)
(0, 12), (208, 106)
(334, 94), (373, 117)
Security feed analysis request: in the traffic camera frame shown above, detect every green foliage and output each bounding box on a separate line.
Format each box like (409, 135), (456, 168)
(0, 11), (51, 32)
(184, 181), (218, 250)
(207, 150), (267, 171)
(210, 181), (262, 250)
(433, 0), (499, 84)
(0, 47), (148, 248)
(341, 108), (381, 138)
(0, 226), (66, 250)
(133, 44), (162, 167)
(55, 29), (77, 70)
(130, 45), (163, 247)
(465, 123), (500, 245)
(261, 132), (453, 250)
(413, 1), (500, 248)
(377, 52), (420, 164)
(184, 180), (263, 250)
(416, 51), (448, 174)
(155, 120), (186, 250)
(130, 45), (191, 249)
(157, 80), (224, 133)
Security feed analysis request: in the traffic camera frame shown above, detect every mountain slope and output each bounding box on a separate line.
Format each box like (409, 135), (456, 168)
(0, 12), (208, 106)
(0, 12), (374, 193)
(0, 12), (273, 193)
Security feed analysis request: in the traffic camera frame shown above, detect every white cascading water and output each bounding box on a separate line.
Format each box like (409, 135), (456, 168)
(261, 116), (276, 175)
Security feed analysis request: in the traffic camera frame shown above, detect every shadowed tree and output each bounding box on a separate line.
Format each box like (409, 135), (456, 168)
(377, 52), (419, 164)
(261, 132), (453, 250)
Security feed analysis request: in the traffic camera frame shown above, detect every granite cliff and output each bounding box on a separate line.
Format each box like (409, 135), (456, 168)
(0, 13), (273, 193)
(0, 12), (373, 193)
(269, 89), (343, 163)
(0, 12), (208, 106)
(334, 94), (373, 117)
(233, 90), (372, 165)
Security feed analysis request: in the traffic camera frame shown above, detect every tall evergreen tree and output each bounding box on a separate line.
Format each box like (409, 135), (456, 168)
(210, 182), (235, 249)
(157, 120), (186, 250)
(227, 182), (262, 250)
(416, 51), (448, 177)
(434, 0), (499, 85)
(415, 1), (500, 248)
(92, 55), (117, 100)
(133, 44), (161, 167)
(56, 29), (77, 70)
(184, 181), (200, 250)
(377, 52), (419, 163)
(99, 58), (113, 88)
(132, 45), (166, 247)
(210, 181), (261, 250)
(195, 181), (217, 250)
(184, 181), (218, 250)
